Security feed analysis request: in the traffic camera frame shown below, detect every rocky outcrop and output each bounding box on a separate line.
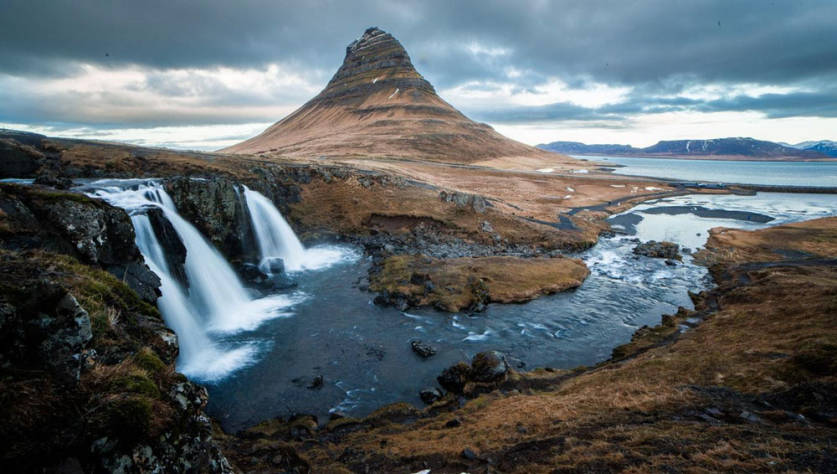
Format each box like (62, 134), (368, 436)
(0, 250), (231, 472)
(437, 350), (511, 396)
(0, 184), (161, 302)
(0, 136), (44, 178)
(633, 240), (681, 260)
(164, 177), (258, 263)
(147, 207), (188, 288)
(439, 190), (489, 213)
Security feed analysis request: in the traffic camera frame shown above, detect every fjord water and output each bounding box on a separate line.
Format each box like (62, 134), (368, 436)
(588, 155), (837, 187)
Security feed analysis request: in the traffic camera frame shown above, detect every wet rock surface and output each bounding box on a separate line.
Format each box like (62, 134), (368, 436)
(146, 207), (188, 288)
(164, 177), (258, 263)
(633, 240), (682, 260)
(411, 340), (437, 358)
(0, 184), (161, 303)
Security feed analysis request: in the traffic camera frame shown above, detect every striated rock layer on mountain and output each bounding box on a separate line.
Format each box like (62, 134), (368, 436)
(223, 27), (558, 163)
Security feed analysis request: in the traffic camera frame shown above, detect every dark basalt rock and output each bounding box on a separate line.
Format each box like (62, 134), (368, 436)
(262, 257), (285, 275)
(0, 137), (44, 178)
(437, 351), (511, 396)
(410, 339), (436, 358)
(470, 350), (509, 383)
(0, 252), (231, 473)
(237, 261), (297, 292)
(164, 177), (258, 263)
(0, 184), (161, 303)
(437, 362), (471, 394)
(633, 240), (681, 260)
(420, 387), (443, 404)
(33, 172), (72, 190)
(146, 207), (188, 288)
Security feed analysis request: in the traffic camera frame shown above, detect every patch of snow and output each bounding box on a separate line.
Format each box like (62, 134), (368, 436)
(566, 186), (575, 192)
(536, 168), (554, 173)
(645, 186), (663, 191)
(372, 76), (381, 84)
(563, 194), (573, 199)
(572, 169), (589, 174)
(610, 184), (625, 188)
(387, 88), (400, 99)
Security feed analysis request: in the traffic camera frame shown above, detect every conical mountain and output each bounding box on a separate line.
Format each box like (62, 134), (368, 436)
(223, 27), (555, 163)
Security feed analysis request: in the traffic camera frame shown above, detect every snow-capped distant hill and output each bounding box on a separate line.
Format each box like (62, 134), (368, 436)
(538, 137), (833, 160)
(789, 140), (837, 157)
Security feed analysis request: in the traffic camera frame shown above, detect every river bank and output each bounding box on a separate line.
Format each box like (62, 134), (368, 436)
(220, 217), (837, 472)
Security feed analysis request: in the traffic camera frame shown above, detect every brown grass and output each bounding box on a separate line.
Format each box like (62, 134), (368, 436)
(370, 254), (590, 311)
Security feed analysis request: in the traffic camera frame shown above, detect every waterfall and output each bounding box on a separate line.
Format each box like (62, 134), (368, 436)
(86, 180), (299, 381)
(242, 187), (306, 272)
(242, 186), (348, 272)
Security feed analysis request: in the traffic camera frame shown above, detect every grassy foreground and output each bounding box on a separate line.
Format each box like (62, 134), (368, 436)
(222, 217), (837, 473)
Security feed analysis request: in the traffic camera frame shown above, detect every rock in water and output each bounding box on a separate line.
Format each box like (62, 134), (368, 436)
(222, 27), (558, 164)
(633, 240), (681, 260)
(419, 387), (443, 404)
(263, 257), (285, 274)
(411, 340), (436, 358)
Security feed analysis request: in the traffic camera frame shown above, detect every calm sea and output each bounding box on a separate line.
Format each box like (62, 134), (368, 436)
(581, 155), (837, 187)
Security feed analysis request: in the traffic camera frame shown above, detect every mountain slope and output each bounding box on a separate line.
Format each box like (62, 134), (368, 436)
(223, 27), (556, 163)
(538, 137), (832, 160)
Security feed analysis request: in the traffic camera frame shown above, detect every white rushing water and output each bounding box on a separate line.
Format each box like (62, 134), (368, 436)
(86, 181), (302, 381)
(243, 186), (349, 272)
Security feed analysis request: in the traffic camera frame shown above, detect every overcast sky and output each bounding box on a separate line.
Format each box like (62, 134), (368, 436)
(1, 0), (836, 150)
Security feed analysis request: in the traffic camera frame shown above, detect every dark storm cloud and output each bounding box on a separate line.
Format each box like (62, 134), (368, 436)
(1, 0), (836, 128)
(3, 0), (836, 86)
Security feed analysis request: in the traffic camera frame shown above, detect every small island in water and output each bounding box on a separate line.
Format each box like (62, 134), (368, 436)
(1, 7), (836, 474)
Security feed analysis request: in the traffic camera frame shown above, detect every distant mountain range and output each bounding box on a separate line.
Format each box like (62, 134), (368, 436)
(785, 140), (837, 157)
(538, 137), (837, 160)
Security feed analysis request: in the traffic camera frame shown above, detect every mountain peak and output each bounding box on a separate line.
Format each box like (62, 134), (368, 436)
(223, 27), (553, 163)
(318, 26), (433, 102)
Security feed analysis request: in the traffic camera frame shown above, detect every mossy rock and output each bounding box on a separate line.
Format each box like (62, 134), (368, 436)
(110, 372), (161, 398)
(102, 395), (154, 443)
(134, 347), (168, 375)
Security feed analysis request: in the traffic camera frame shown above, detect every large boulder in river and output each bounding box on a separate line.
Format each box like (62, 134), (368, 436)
(633, 240), (681, 260)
